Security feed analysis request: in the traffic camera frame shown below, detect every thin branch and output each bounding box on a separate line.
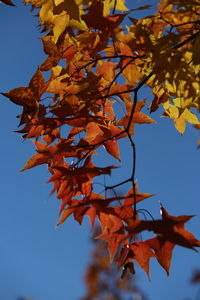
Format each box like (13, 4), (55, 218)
(105, 178), (131, 190)
(173, 30), (200, 49)
(112, 0), (117, 14)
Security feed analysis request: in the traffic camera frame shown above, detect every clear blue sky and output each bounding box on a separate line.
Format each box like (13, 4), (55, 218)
(0, 2), (200, 300)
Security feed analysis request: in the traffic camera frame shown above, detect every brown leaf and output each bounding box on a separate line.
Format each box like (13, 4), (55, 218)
(41, 38), (59, 57)
(29, 68), (46, 97)
(1, 87), (36, 107)
(150, 91), (167, 113)
(40, 56), (60, 71)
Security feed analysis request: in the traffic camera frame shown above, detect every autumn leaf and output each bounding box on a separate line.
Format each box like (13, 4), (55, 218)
(1, 87), (36, 107)
(129, 242), (156, 278)
(126, 206), (200, 251)
(3, 0), (200, 278)
(104, 139), (121, 161)
(96, 230), (126, 262)
(29, 68), (46, 97)
(123, 185), (153, 206)
(20, 152), (49, 171)
(56, 199), (79, 226)
(57, 0), (80, 22)
(103, 0), (128, 15)
(82, 0), (126, 31)
(163, 102), (200, 134)
(146, 237), (174, 275)
(118, 99), (156, 134)
(1, 68), (46, 110)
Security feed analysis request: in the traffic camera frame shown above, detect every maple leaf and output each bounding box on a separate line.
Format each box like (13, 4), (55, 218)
(146, 237), (175, 275)
(163, 103), (200, 134)
(53, 13), (70, 44)
(126, 206), (200, 250)
(85, 122), (104, 143)
(82, 0), (126, 31)
(104, 139), (121, 161)
(123, 185), (153, 206)
(54, 0), (80, 21)
(99, 211), (123, 233)
(93, 209), (127, 262)
(129, 242), (156, 278)
(117, 99), (156, 134)
(96, 229), (126, 263)
(103, 0), (128, 14)
(20, 152), (49, 172)
(56, 198), (79, 226)
(116, 241), (156, 278)
(150, 90), (167, 113)
(1, 87), (37, 107)
(1, 68), (46, 127)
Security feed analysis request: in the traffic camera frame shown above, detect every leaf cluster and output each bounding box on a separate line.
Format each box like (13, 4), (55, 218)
(1, 0), (200, 278)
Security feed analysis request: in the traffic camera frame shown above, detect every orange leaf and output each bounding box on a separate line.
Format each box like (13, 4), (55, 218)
(57, 199), (79, 226)
(96, 230), (126, 262)
(104, 139), (121, 161)
(99, 211), (123, 234)
(62, 45), (77, 62)
(146, 237), (175, 275)
(123, 185), (153, 206)
(130, 242), (156, 278)
(20, 152), (48, 171)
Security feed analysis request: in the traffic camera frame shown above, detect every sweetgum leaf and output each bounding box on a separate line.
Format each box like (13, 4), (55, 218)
(1, 87), (36, 107)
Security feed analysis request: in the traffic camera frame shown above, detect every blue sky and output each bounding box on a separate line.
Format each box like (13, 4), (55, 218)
(0, 2), (200, 300)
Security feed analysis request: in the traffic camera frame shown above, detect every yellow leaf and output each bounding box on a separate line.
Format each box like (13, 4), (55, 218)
(167, 105), (179, 119)
(54, 0), (63, 5)
(103, 0), (128, 15)
(164, 104), (200, 134)
(165, 79), (177, 94)
(69, 18), (87, 30)
(174, 118), (186, 134)
(40, 0), (54, 23)
(53, 13), (70, 43)
(181, 108), (200, 125)
(52, 65), (62, 76)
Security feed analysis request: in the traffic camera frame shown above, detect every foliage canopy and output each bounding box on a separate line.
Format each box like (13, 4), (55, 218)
(1, 0), (200, 278)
